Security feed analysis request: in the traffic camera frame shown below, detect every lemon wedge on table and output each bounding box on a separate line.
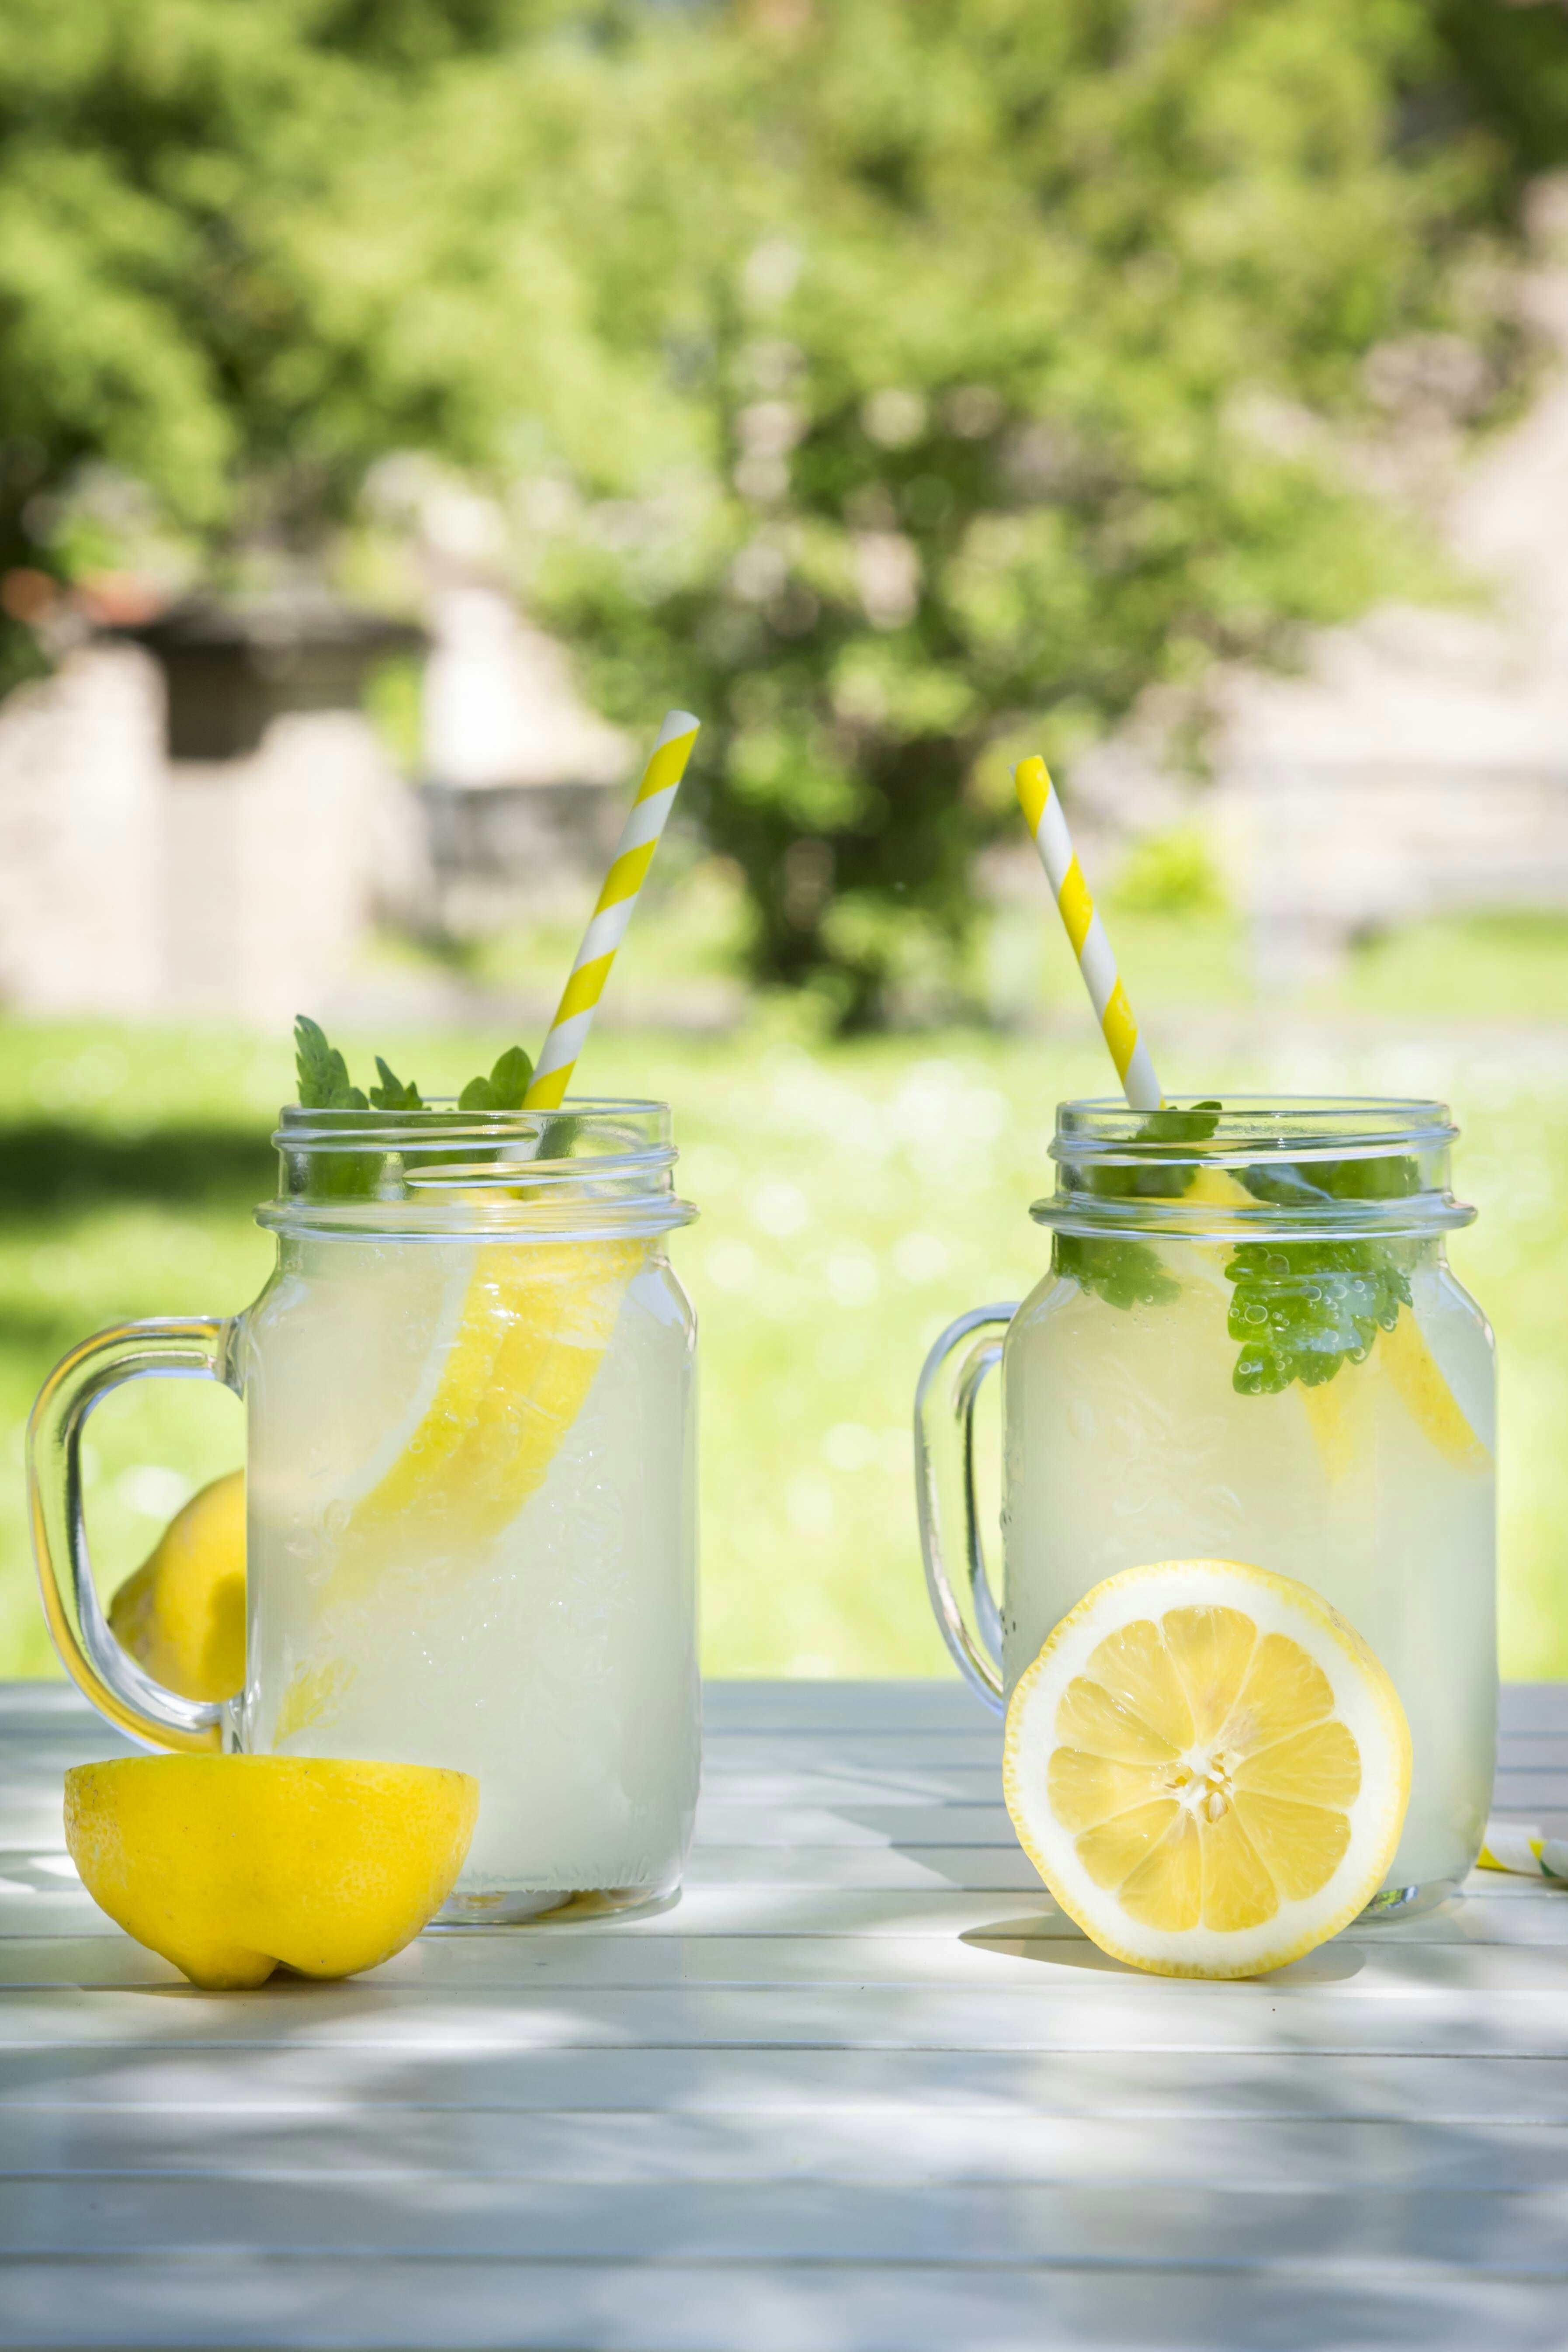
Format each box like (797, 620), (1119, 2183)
(108, 1470), (246, 1703)
(1004, 1559), (1410, 1978)
(65, 1756), (478, 1989)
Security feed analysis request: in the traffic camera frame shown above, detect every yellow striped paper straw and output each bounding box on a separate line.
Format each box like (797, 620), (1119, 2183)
(523, 709), (701, 1110)
(1478, 1821), (1568, 1880)
(1014, 755), (1162, 1113)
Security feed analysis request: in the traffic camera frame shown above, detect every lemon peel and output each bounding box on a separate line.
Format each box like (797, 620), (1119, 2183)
(1004, 1559), (1411, 1978)
(108, 1471), (246, 1702)
(64, 1755), (478, 1989)
(329, 1239), (644, 1596)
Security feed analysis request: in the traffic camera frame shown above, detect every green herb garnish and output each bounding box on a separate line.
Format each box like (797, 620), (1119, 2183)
(369, 1057), (423, 1111)
(1054, 1099), (1221, 1306)
(1218, 1153), (1420, 1397)
(1052, 1101), (1421, 1400)
(1225, 1238), (1412, 1397)
(291, 1017), (538, 1200)
(292, 1018), (534, 1117)
(1054, 1233), (1180, 1310)
(295, 1015), (368, 1110)
(457, 1044), (534, 1112)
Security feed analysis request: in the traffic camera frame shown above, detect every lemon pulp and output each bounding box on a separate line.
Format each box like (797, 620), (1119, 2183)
(1005, 1559), (1411, 1977)
(342, 1238), (645, 1555)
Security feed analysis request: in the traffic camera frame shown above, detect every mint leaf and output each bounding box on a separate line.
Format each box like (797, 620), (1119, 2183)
(369, 1057), (423, 1111)
(1055, 1233), (1181, 1310)
(458, 1044), (534, 1111)
(1058, 1100), (1222, 1308)
(487, 1045), (533, 1108)
(1083, 1100), (1224, 1203)
(1056, 1099), (1422, 1395)
(1226, 1238), (1412, 1397)
(295, 1015), (367, 1110)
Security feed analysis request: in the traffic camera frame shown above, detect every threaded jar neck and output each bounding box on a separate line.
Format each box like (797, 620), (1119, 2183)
(258, 1098), (696, 1240)
(1033, 1096), (1473, 1241)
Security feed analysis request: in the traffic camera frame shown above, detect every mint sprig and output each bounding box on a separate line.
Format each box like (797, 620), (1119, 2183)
(369, 1057), (424, 1110)
(292, 1018), (534, 1116)
(1054, 1099), (1221, 1307)
(1226, 1239), (1412, 1396)
(1051, 1100), (1422, 1400)
(291, 1018), (541, 1200)
(458, 1044), (534, 1112)
(295, 1015), (368, 1110)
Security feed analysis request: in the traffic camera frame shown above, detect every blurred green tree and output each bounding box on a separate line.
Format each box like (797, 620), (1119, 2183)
(4, 0), (1568, 1017)
(531, 0), (1568, 1022)
(0, 0), (667, 679)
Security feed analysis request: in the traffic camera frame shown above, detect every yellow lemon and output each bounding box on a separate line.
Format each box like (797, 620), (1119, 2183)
(1003, 1558), (1411, 1978)
(1376, 1311), (1491, 1473)
(345, 1238), (644, 1552)
(64, 1755), (478, 1989)
(108, 1471), (246, 1702)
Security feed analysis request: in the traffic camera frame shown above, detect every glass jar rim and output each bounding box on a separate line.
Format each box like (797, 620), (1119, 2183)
(261, 1096), (697, 1239)
(1034, 1093), (1473, 1241)
(1052, 1094), (1457, 1158)
(273, 1095), (673, 1150)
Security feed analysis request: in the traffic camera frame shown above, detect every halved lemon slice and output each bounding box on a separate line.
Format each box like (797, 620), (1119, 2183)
(1003, 1559), (1411, 1978)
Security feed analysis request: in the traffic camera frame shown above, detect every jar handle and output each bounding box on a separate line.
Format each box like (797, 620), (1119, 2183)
(914, 1304), (1017, 1713)
(27, 1318), (239, 1753)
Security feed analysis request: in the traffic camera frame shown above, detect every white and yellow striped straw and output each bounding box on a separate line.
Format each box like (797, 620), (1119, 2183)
(1478, 1822), (1568, 1881)
(1014, 754), (1162, 1113)
(523, 709), (701, 1111)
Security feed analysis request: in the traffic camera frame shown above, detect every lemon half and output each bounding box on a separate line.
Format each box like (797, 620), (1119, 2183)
(65, 1756), (478, 1989)
(1003, 1559), (1411, 1978)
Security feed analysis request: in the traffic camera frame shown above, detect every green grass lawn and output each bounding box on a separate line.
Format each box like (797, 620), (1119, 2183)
(4, 902), (1568, 1684)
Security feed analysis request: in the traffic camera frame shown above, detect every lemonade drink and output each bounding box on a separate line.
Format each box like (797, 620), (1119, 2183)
(28, 1076), (701, 1923)
(1005, 1238), (1494, 1904)
(239, 1232), (697, 1918)
(918, 1098), (1497, 1916)
(234, 1103), (700, 1921)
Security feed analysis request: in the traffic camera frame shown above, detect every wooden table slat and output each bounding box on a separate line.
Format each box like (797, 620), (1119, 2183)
(3, 1676), (1568, 2351)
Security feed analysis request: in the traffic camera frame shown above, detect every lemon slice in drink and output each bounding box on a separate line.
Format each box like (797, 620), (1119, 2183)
(1004, 1559), (1410, 1978)
(343, 1238), (645, 1551)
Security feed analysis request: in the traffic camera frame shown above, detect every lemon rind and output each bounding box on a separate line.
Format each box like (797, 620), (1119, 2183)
(1002, 1558), (1412, 1980)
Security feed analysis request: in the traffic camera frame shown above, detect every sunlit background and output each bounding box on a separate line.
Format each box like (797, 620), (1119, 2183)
(5, 0), (1568, 1679)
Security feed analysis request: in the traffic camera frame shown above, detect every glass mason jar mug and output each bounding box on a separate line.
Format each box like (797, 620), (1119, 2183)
(916, 1097), (1496, 1916)
(30, 1100), (700, 1924)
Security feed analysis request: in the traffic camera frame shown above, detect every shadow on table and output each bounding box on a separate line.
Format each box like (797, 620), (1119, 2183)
(958, 1911), (1368, 1982)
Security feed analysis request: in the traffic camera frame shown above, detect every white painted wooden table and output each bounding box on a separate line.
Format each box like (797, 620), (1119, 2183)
(2, 1679), (1567, 2351)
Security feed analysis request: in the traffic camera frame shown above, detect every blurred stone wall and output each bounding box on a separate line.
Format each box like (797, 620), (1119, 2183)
(1070, 256), (1568, 984)
(0, 643), (422, 1024)
(0, 646), (163, 1017)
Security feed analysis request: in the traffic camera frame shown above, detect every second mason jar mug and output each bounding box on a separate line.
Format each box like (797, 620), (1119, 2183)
(30, 1099), (700, 1924)
(916, 1096), (1497, 1915)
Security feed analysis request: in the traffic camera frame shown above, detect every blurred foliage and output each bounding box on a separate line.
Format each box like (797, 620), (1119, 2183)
(3, 993), (1568, 1680)
(1110, 825), (1229, 919)
(523, 0), (1568, 1020)
(0, 0), (674, 577)
(6, 0), (1568, 1017)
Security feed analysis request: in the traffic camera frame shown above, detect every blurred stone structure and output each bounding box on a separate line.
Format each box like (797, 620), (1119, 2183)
(0, 642), (164, 1018)
(0, 590), (424, 1026)
(0, 577), (631, 1024)
(418, 580), (629, 936)
(1073, 259), (1568, 987)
